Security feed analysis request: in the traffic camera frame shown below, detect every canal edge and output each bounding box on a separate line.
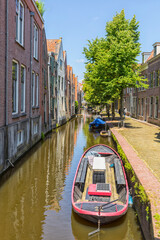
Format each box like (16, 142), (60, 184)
(110, 128), (160, 240)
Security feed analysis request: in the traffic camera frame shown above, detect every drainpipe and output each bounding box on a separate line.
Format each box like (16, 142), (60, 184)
(30, 11), (35, 142)
(5, 0), (9, 169)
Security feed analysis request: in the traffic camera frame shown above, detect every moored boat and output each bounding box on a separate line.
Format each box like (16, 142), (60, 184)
(100, 130), (108, 137)
(71, 144), (129, 225)
(89, 118), (105, 130)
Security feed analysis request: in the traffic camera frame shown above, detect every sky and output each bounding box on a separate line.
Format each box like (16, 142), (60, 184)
(44, 0), (160, 82)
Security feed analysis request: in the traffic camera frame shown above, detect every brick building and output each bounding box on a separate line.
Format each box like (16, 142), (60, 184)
(48, 51), (57, 129)
(41, 26), (49, 133)
(124, 42), (160, 126)
(0, 0), (48, 174)
(47, 38), (66, 125)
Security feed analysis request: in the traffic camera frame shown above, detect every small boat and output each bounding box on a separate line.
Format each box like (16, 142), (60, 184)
(71, 144), (129, 225)
(100, 130), (108, 137)
(89, 118), (105, 130)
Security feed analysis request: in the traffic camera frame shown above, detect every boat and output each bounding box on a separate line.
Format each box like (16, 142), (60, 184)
(89, 118), (105, 130)
(71, 144), (129, 225)
(100, 130), (108, 137)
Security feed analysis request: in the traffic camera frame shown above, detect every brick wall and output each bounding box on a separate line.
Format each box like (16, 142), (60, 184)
(0, 0), (6, 127)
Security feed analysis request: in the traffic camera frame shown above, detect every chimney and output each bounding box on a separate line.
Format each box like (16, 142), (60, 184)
(142, 52), (151, 63)
(153, 42), (160, 57)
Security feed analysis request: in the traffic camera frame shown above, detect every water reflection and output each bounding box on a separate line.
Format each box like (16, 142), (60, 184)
(0, 113), (143, 240)
(71, 208), (142, 240)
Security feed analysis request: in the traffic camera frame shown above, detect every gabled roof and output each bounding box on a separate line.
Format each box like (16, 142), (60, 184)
(47, 38), (62, 60)
(67, 65), (73, 81)
(63, 50), (66, 59)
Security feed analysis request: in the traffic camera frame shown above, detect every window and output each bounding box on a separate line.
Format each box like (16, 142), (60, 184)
(138, 99), (140, 115)
(155, 97), (159, 119)
(62, 97), (64, 108)
(61, 77), (63, 90)
(33, 122), (38, 135)
(12, 61), (19, 114)
(16, 0), (24, 45)
(58, 76), (60, 90)
(44, 69), (46, 88)
(60, 59), (62, 70)
(150, 97), (153, 117)
(141, 98), (143, 116)
(155, 71), (158, 87)
(32, 72), (35, 106)
(36, 74), (39, 106)
(34, 24), (38, 59)
(21, 66), (25, 112)
(17, 130), (23, 146)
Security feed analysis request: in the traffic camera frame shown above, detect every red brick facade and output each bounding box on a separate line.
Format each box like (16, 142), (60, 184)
(124, 45), (160, 126)
(0, 0), (6, 127)
(0, 0), (48, 173)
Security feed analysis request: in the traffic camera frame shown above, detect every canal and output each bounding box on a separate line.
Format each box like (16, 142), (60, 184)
(0, 113), (143, 240)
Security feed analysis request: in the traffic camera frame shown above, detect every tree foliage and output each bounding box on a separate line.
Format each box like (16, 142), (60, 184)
(75, 101), (78, 114)
(83, 10), (148, 115)
(35, 0), (45, 17)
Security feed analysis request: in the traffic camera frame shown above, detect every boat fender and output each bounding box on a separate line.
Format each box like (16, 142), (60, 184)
(129, 194), (133, 207)
(110, 163), (114, 168)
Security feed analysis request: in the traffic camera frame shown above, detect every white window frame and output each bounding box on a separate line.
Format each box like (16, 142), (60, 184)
(21, 65), (25, 112)
(16, 0), (24, 46)
(33, 122), (38, 135)
(17, 130), (23, 146)
(32, 72), (35, 107)
(36, 74), (39, 106)
(12, 60), (19, 114)
(33, 24), (38, 60)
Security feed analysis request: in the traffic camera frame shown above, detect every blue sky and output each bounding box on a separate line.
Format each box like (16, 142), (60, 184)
(44, 0), (160, 82)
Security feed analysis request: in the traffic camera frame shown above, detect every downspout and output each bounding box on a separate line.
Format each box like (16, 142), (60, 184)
(5, 0), (9, 168)
(30, 11), (35, 142)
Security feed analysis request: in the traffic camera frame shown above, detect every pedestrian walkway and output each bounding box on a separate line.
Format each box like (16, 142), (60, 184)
(110, 117), (160, 239)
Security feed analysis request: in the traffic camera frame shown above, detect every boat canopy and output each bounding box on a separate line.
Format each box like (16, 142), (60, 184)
(89, 118), (106, 127)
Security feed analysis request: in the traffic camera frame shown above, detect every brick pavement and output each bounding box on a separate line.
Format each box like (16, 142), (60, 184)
(111, 127), (160, 240)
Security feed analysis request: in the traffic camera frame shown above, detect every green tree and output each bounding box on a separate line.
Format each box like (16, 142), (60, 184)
(83, 10), (148, 118)
(75, 101), (79, 114)
(35, 0), (45, 17)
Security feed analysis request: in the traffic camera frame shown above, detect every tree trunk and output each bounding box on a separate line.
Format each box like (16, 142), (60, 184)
(111, 102), (115, 120)
(106, 104), (110, 120)
(120, 90), (123, 119)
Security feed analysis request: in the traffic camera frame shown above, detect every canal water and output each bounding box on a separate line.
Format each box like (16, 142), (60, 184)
(0, 113), (143, 240)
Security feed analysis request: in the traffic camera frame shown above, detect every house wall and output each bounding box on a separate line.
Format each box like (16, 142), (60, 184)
(41, 27), (49, 133)
(57, 42), (66, 125)
(0, 0), (6, 171)
(0, 0), (45, 174)
(136, 56), (160, 125)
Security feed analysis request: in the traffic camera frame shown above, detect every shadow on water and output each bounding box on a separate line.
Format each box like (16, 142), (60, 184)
(0, 111), (144, 240)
